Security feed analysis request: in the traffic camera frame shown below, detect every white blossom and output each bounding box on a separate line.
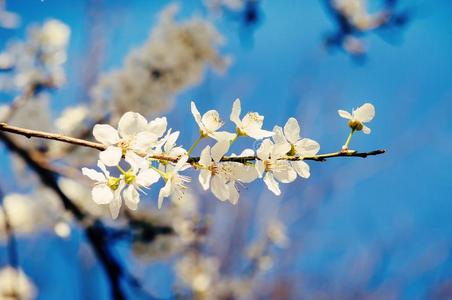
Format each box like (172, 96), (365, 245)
(273, 117), (320, 178)
(158, 155), (191, 209)
(338, 102), (375, 134)
(0, 267), (36, 300)
(255, 139), (296, 195)
(81, 160), (124, 218)
(230, 98), (274, 140)
(191, 101), (235, 141)
(93, 112), (158, 167)
(91, 4), (230, 120)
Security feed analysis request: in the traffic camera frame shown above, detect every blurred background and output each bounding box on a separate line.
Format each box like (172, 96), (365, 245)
(0, 0), (451, 299)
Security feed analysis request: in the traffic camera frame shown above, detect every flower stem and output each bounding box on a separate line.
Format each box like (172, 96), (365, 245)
(187, 135), (204, 155)
(150, 166), (167, 179)
(116, 164), (127, 175)
(342, 129), (355, 150)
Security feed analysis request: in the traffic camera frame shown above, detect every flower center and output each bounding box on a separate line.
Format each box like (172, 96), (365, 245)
(124, 171), (136, 184)
(348, 120), (363, 131)
(107, 177), (120, 190)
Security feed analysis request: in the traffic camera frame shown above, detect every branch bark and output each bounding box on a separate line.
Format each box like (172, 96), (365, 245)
(0, 122), (386, 163)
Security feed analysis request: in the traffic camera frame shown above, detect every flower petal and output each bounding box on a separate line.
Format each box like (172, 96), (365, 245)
(284, 118), (300, 144)
(353, 103), (375, 123)
(118, 112), (148, 138)
(82, 167), (106, 182)
(199, 146), (212, 166)
(99, 146), (122, 166)
(190, 101), (204, 129)
(147, 117), (167, 138)
(362, 125), (371, 134)
(202, 110), (223, 132)
(338, 110), (352, 120)
(158, 180), (172, 209)
(263, 173), (281, 196)
(93, 124), (120, 145)
(92, 184), (114, 204)
(273, 162), (297, 183)
(230, 98), (241, 125)
(272, 142), (291, 158)
(124, 185), (139, 210)
(272, 126), (287, 144)
(125, 151), (148, 171)
(210, 131), (236, 142)
(227, 181), (239, 205)
(198, 169), (211, 190)
(211, 140), (229, 163)
(295, 138), (320, 157)
(292, 160), (311, 178)
(136, 168), (160, 187)
(257, 139), (273, 160)
(109, 193), (122, 219)
(211, 175), (229, 201)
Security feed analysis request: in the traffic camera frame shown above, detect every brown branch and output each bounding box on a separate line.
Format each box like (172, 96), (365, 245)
(0, 122), (386, 164)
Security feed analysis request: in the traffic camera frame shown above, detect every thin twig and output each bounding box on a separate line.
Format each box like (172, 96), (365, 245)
(0, 123), (386, 163)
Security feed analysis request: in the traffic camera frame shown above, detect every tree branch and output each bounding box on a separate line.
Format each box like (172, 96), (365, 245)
(0, 122), (386, 163)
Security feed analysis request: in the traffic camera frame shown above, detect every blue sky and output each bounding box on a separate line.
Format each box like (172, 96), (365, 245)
(1, 0), (451, 299)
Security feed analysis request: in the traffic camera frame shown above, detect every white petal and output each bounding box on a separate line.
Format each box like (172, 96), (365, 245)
(92, 184), (114, 204)
(93, 124), (120, 145)
(118, 112), (148, 138)
(257, 139), (273, 160)
(202, 110), (223, 132)
(164, 131), (180, 152)
(109, 194), (122, 219)
(158, 180), (172, 209)
(362, 125), (371, 134)
(210, 131), (236, 142)
(295, 138), (320, 157)
(124, 185), (139, 210)
(247, 128), (274, 140)
(273, 162), (297, 183)
(136, 168), (160, 187)
(125, 151), (148, 171)
(82, 167), (106, 183)
(199, 146), (212, 166)
(272, 126), (287, 144)
(133, 131), (158, 152)
(263, 173), (281, 196)
(284, 118), (300, 144)
(230, 98), (241, 125)
(147, 117), (167, 138)
(272, 142), (291, 158)
(174, 155), (189, 172)
(255, 160), (265, 178)
(191, 101), (204, 129)
(99, 146), (122, 166)
(211, 140), (229, 162)
(292, 161), (311, 178)
(227, 181), (239, 205)
(198, 169), (211, 190)
(211, 176), (229, 201)
(353, 103), (375, 123)
(231, 164), (258, 183)
(338, 110), (352, 120)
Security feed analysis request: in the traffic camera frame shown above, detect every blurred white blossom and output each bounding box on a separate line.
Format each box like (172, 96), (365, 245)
(91, 4), (231, 120)
(0, 267), (36, 300)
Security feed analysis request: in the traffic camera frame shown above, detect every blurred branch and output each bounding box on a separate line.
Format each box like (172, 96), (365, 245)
(0, 132), (128, 299)
(0, 186), (19, 269)
(0, 122), (386, 163)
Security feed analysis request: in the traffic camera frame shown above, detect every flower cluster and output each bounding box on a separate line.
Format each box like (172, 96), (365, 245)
(82, 100), (376, 218)
(0, 19), (70, 91)
(91, 4), (230, 121)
